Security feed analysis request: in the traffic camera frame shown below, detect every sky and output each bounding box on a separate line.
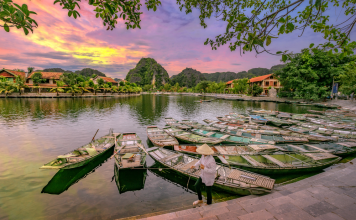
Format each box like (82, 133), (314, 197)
(0, 0), (352, 79)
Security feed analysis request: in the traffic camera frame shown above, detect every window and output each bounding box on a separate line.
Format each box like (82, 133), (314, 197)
(270, 76), (273, 79)
(265, 81), (269, 86)
(274, 81), (277, 86)
(53, 80), (57, 84)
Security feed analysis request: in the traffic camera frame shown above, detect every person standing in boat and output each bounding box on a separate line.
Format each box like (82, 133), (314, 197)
(190, 144), (216, 206)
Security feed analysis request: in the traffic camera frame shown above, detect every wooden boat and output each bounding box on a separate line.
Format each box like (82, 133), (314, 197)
(203, 119), (218, 124)
(114, 133), (147, 169)
(194, 99), (213, 102)
(210, 121), (260, 130)
(235, 128), (291, 136)
(224, 130), (309, 144)
(166, 119), (191, 130)
(190, 122), (220, 131)
(291, 114), (306, 121)
(114, 163), (147, 194)
(180, 119), (199, 126)
(307, 110), (325, 115)
(163, 126), (224, 145)
(307, 118), (356, 130)
(147, 126), (179, 147)
(191, 128), (275, 145)
(263, 116), (295, 127)
(165, 117), (178, 124)
(313, 128), (356, 139)
(217, 116), (245, 124)
(249, 115), (269, 124)
(41, 145), (114, 194)
(249, 110), (278, 116)
(276, 113), (292, 119)
(277, 142), (356, 157)
(304, 114), (321, 118)
(41, 133), (116, 169)
(147, 147), (275, 195)
(287, 126), (316, 134)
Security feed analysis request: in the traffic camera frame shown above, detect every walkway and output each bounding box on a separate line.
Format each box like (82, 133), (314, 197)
(120, 158), (356, 220)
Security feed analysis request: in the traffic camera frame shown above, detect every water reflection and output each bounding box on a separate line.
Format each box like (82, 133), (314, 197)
(41, 146), (114, 195)
(114, 164), (147, 194)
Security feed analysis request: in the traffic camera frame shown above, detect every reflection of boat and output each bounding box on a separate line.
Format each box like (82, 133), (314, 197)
(114, 164), (147, 194)
(114, 133), (147, 169)
(41, 133), (116, 169)
(41, 146), (114, 194)
(147, 147), (275, 195)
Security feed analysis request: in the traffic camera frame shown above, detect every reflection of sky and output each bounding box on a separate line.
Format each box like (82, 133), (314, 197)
(2, 1), (355, 79)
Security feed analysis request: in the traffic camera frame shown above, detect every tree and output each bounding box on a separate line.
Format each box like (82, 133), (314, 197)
(102, 84), (111, 94)
(107, 82), (112, 87)
(92, 84), (101, 95)
(119, 81), (125, 86)
(248, 84), (263, 96)
(77, 81), (90, 95)
(0, 0), (38, 35)
(3, 0), (356, 59)
(233, 78), (249, 94)
(27, 67), (35, 74)
(66, 85), (80, 96)
(163, 83), (171, 92)
(111, 86), (118, 94)
(50, 80), (65, 96)
(338, 64), (356, 95)
(31, 72), (44, 86)
(195, 81), (210, 93)
(277, 48), (356, 100)
(97, 78), (105, 87)
(88, 80), (95, 88)
(60, 72), (78, 86)
(14, 75), (27, 95)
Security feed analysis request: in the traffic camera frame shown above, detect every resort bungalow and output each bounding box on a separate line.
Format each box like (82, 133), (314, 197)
(92, 76), (119, 86)
(226, 80), (235, 89)
(248, 74), (282, 95)
(0, 69), (26, 82)
(26, 72), (63, 88)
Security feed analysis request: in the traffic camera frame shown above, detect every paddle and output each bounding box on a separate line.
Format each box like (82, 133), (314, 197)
(110, 144), (126, 159)
(91, 129), (99, 142)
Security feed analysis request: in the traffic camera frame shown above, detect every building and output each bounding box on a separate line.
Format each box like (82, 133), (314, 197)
(248, 74), (282, 95)
(225, 80), (235, 88)
(0, 69), (26, 82)
(26, 72), (63, 88)
(92, 76), (119, 86)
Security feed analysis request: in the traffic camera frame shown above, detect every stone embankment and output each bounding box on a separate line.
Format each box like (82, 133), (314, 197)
(120, 158), (356, 220)
(0, 93), (141, 98)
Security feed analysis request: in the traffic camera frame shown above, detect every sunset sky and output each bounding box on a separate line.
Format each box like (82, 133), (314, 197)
(0, 0), (351, 79)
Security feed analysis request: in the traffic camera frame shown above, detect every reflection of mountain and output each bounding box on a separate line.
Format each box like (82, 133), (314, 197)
(125, 94), (169, 125)
(114, 164), (147, 194)
(41, 147), (114, 195)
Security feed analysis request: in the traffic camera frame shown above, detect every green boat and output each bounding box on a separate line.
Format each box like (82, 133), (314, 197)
(147, 147), (275, 195)
(164, 126), (223, 145)
(313, 128), (356, 139)
(263, 116), (295, 127)
(277, 142), (356, 157)
(114, 163), (147, 194)
(287, 126), (317, 134)
(224, 129), (309, 144)
(114, 133), (147, 169)
(173, 144), (340, 175)
(165, 118), (191, 130)
(147, 126), (179, 147)
(40, 133), (116, 169)
(191, 128), (275, 145)
(41, 145), (114, 194)
(291, 114), (306, 121)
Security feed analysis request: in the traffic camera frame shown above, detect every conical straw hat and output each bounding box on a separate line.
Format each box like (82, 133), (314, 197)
(196, 144), (214, 155)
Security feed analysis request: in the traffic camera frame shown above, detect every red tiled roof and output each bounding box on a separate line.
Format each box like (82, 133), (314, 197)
(226, 80), (234, 85)
(99, 76), (118, 84)
(25, 84), (68, 88)
(0, 69), (26, 78)
(28, 72), (63, 79)
(249, 74), (273, 83)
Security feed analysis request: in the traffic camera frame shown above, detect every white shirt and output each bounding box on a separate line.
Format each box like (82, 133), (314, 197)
(194, 155), (217, 186)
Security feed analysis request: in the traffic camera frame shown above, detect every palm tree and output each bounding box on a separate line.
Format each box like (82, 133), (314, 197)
(111, 86), (118, 94)
(66, 85), (80, 96)
(0, 81), (15, 97)
(102, 84), (111, 95)
(50, 81), (65, 96)
(93, 84), (101, 95)
(78, 81), (90, 95)
(27, 67), (35, 74)
(14, 75), (28, 95)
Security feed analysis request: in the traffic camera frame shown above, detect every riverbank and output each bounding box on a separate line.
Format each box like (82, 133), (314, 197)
(119, 158), (356, 220)
(0, 92), (141, 98)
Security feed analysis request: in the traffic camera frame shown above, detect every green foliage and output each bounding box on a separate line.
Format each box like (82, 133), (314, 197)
(338, 64), (356, 95)
(88, 80), (94, 88)
(248, 84), (263, 96)
(60, 72), (78, 85)
(27, 67), (34, 74)
(97, 78), (105, 87)
(13, 75), (27, 94)
(107, 82), (112, 87)
(142, 84), (154, 91)
(66, 85), (80, 96)
(50, 81), (65, 96)
(0, 0), (38, 34)
(195, 81), (210, 93)
(74, 68), (106, 77)
(171, 68), (205, 88)
(277, 48), (356, 100)
(119, 81), (125, 86)
(31, 72), (44, 86)
(232, 78), (249, 94)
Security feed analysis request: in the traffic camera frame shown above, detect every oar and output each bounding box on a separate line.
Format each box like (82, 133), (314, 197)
(92, 129), (99, 142)
(110, 144), (126, 159)
(137, 143), (149, 155)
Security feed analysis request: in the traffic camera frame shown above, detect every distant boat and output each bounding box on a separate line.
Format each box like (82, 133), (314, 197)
(194, 99), (213, 102)
(163, 126), (223, 145)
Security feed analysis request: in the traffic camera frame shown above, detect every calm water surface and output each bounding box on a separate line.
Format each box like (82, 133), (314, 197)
(0, 95), (326, 220)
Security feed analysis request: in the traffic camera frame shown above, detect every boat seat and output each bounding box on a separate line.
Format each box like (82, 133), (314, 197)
(176, 132), (190, 137)
(179, 159), (199, 171)
(120, 154), (142, 168)
(215, 146), (228, 155)
(287, 144), (309, 152)
(220, 135), (230, 139)
(227, 169), (275, 190)
(241, 155), (267, 167)
(304, 144), (330, 153)
(262, 155), (295, 167)
(162, 153), (181, 162)
(205, 132), (216, 136)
